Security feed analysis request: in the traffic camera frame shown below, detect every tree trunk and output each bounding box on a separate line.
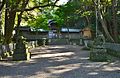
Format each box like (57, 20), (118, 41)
(4, 0), (29, 44)
(92, 0), (114, 42)
(0, 9), (2, 42)
(85, 16), (91, 27)
(97, 9), (114, 42)
(4, 9), (16, 44)
(112, 0), (118, 42)
(0, 0), (5, 43)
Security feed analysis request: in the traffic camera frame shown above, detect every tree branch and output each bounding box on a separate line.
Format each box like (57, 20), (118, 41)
(0, 0), (5, 11)
(15, 4), (61, 12)
(54, 0), (60, 5)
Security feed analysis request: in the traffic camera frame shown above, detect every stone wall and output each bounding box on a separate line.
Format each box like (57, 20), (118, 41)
(104, 43), (120, 58)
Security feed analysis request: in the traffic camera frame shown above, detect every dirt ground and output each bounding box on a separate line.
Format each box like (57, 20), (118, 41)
(0, 45), (120, 78)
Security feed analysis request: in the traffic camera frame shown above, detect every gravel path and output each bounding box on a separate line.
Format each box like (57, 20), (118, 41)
(0, 45), (120, 78)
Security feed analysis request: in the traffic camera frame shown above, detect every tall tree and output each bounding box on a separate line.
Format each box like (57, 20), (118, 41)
(93, 0), (114, 42)
(3, 0), (60, 44)
(4, 0), (20, 44)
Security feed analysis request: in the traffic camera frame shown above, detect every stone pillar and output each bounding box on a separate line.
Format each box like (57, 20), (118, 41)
(13, 36), (31, 61)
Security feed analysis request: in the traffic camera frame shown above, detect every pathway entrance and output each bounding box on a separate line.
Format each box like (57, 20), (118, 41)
(0, 45), (120, 78)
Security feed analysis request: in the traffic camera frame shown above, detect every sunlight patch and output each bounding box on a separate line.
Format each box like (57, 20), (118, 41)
(32, 52), (74, 58)
(102, 66), (120, 71)
(46, 63), (81, 74)
(88, 72), (98, 75)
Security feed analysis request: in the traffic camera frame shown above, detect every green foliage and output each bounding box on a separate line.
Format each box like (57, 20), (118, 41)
(1, 0), (120, 43)
(23, 0), (96, 29)
(55, 0), (94, 28)
(27, 6), (64, 29)
(81, 11), (92, 17)
(28, 14), (49, 29)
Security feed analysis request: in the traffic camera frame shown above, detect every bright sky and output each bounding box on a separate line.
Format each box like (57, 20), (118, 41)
(57, 0), (69, 5)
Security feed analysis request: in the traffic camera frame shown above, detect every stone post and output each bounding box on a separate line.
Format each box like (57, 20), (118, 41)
(13, 36), (31, 61)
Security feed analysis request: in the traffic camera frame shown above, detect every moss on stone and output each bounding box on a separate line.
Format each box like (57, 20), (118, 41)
(89, 48), (108, 62)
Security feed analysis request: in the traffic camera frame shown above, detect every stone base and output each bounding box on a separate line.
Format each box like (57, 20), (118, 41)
(107, 49), (120, 58)
(13, 52), (31, 61)
(90, 48), (108, 62)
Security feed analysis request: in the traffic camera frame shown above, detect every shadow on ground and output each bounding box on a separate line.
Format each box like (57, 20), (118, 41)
(0, 45), (120, 78)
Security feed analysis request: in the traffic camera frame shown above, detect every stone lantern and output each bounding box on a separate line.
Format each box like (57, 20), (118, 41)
(13, 28), (30, 61)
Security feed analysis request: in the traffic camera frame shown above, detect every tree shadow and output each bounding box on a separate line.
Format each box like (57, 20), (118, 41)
(0, 45), (119, 78)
